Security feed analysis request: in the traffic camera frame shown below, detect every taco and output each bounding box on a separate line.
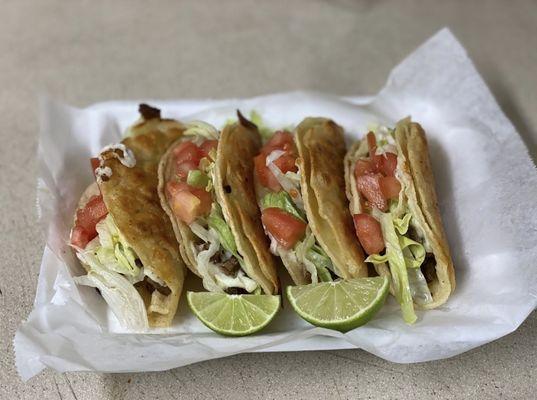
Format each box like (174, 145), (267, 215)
(70, 104), (186, 329)
(253, 117), (368, 285)
(344, 118), (456, 323)
(158, 111), (279, 295)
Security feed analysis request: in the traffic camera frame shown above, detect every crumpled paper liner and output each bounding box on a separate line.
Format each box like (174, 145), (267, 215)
(15, 28), (537, 380)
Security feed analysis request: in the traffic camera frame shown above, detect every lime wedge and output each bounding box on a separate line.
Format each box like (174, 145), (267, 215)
(286, 276), (389, 332)
(187, 292), (281, 336)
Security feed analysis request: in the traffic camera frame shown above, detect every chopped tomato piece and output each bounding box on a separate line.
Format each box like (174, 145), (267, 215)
(379, 176), (401, 200)
(166, 182), (212, 224)
(90, 157), (100, 172)
(261, 208), (306, 250)
(354, 159), (375, 178)
(70, 226), (92, 249)
(175, 160), (199, 180)
(173, 141), (202, 166)
(254, 154), (281, 191)
(199, 140), (218, 159)
(366, 132), (377, 157)
(375, 152), (398, 177)
(169, 190), (201, 225)
(262, 131), (295, 155)
(356, 173), (388, 211)
(353, 214), (385, 255)
(190, 187), (212, 216)
(274, 154), (298, 174)
(76, 195), (108, 233)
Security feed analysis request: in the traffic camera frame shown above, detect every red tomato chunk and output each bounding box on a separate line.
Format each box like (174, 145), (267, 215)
(261, 207), (306, 249)
(353, 213), (385, 255)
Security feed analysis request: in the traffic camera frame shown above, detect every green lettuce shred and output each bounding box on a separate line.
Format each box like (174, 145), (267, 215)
(261, 191), (306, 222)
(187, 170), (209, 188)
(366, 211), (417, 324)
(306, 244), (333, 282)
(95, 215), (140, 277)
(207, 203), (238, 255)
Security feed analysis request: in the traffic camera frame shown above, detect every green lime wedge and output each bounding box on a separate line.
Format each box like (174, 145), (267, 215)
(286, 276), (389, 332)
(187, 292), (281, 336)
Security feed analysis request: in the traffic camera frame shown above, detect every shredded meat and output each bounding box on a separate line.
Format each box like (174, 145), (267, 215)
(143, 276), (171, 296)
(406, 226), (420, 242)
(421, 253), (437, 283)
(220, 258), (239, 276)
(225, 287), (248, 295)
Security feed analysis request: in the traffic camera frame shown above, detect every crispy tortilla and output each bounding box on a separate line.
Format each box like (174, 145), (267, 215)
(295, 118), (368, 279)
(344, 119), (455, 308)
(96, 108), (186, 327)
(214, 117), (279, 294)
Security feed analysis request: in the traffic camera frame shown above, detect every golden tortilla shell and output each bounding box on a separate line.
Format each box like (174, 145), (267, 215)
(214, 119), (279, 294)
(295, 118), (368, 279)
(97, 112), (186, 327)
(344, 119), (455, 309)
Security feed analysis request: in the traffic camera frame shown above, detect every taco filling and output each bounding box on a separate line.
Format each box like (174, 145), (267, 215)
(162, 122), (261, 294)
(348, 125), (434, 324)
(254, 130), (337, 285)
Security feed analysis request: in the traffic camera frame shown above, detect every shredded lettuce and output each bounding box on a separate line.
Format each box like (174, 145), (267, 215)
(187, 170), (209, 188)
(306, 244), (333, 282)
(191, 207), (259, 293)
(261, 191), (305, 222)
(371, 210), (416, 324)
(208, 203), (238, 256)
(365, 210), (434, 323)
(266, 150), (304, 209)
(75, 237), (148, 330)
(184, 121), (219, 139)
(94, 215), (142, 280)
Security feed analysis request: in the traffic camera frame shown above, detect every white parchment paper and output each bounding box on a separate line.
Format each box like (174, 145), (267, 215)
(15, 29), (537, 380)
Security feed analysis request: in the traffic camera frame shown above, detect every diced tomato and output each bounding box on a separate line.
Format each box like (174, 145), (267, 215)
(167, 181), (190, 194)
(173, 141), (202, 166)
(190, 187), (212, 216)
(356, 173), (388, 211)
(354, 159), (375, 178)
(375, 152), (398, 177)
(169, 190), (201, 225)
(261, 208), (306, 250)
(262, 131), (295, 155)
(90, 157), (100, 172)
(254, 154), (281, 191)
(75, 195), (108, 234)
(256, 130), (297, 191)
(274, 154), (298, 174)
(379, 176), (401, 200)
(199, 140), (218, 159)
(353, 214), (385, 255)
(166, 182), (212, 224)
(70, 226), (92, 249)
(366, 132), (377, 157)
(175, 160), (199, 180)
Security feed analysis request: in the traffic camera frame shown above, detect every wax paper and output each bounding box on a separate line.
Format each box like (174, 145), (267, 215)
(15, 28), (537, 380)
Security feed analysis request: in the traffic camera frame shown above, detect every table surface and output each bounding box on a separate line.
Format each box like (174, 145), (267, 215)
(2, 1), (536, 399)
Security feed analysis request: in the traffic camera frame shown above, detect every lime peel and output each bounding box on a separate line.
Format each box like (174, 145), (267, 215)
(286, 276), (389, 332)
(187, 292), (281, 336)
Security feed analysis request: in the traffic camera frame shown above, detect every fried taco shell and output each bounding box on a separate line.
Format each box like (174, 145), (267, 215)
(295, 118), (368, 279)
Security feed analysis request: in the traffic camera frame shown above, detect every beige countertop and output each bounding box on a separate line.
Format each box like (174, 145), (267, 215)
(1, 1), (536, 399)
